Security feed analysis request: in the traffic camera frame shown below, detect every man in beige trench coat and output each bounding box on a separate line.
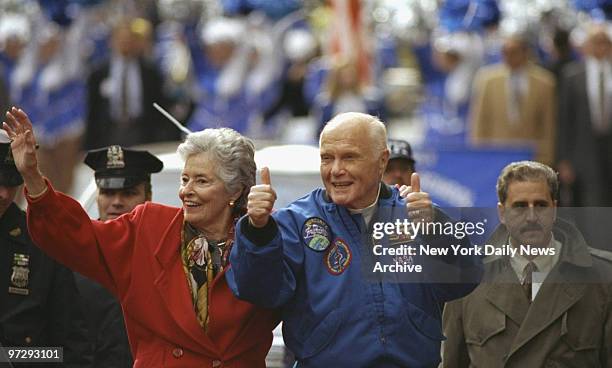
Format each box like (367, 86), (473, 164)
(442, 161), (612, 367)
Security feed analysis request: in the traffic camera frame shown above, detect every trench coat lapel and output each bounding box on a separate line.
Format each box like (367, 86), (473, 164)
(507, 231), (593, 359)
(153, 210), (219, 354)
(507, 267), (587, 358)
(485, 258), (530, 326)
(486, 219), (594, 360)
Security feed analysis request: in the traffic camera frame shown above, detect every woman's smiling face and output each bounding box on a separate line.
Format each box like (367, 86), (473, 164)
(178, 153), (237, 233)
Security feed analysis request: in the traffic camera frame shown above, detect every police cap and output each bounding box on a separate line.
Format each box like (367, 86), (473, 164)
(84, 145), (163, 189)
(387, 139), (415, 164)
(0, 142), (23, 187)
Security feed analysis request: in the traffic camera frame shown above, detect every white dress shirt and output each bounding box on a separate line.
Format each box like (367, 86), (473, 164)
(509, 235), (562, 301)
(585, 57), (612, 133)
(506, 68), (529, 124)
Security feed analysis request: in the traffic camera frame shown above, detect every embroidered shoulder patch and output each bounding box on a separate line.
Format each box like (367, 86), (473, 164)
(325, 238), (352, 275)
(302, 217), (331, 252)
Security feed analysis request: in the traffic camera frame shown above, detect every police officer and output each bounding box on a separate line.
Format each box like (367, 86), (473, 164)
(383, 138), (416, 187)
(75, 145), (163, 368)
(84, 145), (163, 221)
(0, 141), (91, 367)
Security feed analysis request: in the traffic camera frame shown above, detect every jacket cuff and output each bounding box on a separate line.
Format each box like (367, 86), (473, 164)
(24, 177), (54, 204)
(240, 216), (278, 246)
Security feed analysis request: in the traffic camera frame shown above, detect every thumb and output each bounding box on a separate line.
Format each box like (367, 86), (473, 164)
(411, 172), (421, 193)
(260, 167), (271, 186)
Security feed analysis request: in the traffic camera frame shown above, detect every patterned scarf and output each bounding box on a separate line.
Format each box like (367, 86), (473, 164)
(180, 221), (235, 330)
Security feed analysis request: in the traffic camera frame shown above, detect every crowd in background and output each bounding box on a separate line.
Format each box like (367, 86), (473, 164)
(0, 0), (611, 207)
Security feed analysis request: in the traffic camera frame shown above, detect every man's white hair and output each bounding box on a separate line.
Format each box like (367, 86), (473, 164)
(320, 112), (387, 155)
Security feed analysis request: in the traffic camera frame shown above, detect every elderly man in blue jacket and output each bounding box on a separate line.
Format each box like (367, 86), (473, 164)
(228, 112), (483, 367)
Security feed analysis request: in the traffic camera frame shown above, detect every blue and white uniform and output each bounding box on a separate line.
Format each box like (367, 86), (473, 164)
(228, 184), (482, 368)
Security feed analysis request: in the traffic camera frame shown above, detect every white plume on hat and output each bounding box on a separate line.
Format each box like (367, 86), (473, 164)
(283, 29), (317, 62)
(0, 13), (31, 44)
(200, 17), (245, 45)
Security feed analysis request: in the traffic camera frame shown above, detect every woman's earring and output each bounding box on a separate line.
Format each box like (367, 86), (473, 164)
(229, 200), (235, 207)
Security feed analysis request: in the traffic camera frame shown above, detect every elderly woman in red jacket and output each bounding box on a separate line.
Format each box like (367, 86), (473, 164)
(3, 107), (278, 367)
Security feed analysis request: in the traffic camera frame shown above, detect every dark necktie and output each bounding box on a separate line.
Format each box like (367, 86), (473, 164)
(599, 68), (608, 131)
(522, 261), (538, 302)
(120, 62), (129, 123)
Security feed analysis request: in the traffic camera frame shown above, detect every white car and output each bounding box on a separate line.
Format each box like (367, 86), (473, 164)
(77, 144), (322, 367)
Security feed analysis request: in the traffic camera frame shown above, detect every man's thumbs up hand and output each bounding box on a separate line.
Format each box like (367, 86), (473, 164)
(247, 167), (277, 228)
(399, 173), (433, 223)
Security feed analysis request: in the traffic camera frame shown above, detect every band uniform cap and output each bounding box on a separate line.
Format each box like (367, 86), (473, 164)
(0, 142), (23, 186)
(84, 145), (163, 189)
(387, 139), (415, 163)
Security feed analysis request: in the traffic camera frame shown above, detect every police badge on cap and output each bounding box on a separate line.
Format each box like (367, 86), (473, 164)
(84, 145), (163, 189)
(0, 142), (24, 187)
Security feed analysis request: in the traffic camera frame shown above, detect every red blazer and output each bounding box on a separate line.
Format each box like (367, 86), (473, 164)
(26, 182), (278, 367)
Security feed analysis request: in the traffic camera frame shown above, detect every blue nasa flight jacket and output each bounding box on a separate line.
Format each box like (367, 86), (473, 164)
(227, 184), (482, 368)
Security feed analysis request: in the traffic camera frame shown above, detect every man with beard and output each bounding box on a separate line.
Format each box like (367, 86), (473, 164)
(442, 161), (612, 367)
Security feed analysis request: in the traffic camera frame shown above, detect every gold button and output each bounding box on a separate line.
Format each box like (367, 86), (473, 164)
(172, 347), (183, 358)
(212, 360), (222, 367)
(24, 337), (32, 344)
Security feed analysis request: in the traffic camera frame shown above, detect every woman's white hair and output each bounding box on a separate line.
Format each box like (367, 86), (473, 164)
(177, 128), (255, 211)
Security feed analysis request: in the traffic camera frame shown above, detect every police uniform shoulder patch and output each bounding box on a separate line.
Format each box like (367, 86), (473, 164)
(325, 238), (352, 275)
(302, 217), (331, 252)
